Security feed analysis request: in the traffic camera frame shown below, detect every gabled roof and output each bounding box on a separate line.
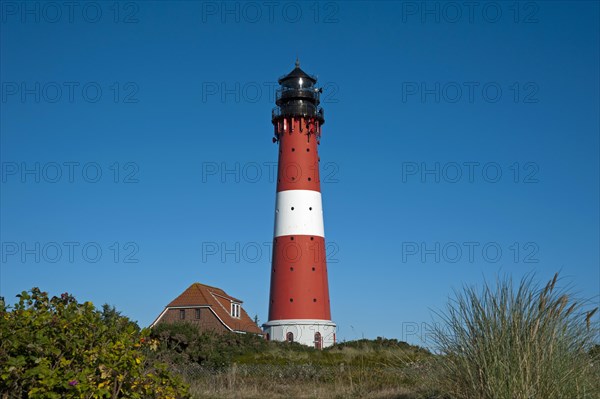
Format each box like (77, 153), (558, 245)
(167, 282), (242, 306)
(155, 282), (262, 334)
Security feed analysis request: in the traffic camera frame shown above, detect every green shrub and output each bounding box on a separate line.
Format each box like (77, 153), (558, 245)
(431, 273), (599, 399)
(0, 288), (189, 399)
(149, 322), (268, 370)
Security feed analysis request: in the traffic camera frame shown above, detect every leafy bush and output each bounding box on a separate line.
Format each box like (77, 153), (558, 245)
(149, 322), (269, 370)
(0, 288), (189, 399)
(431, 273), (599, 399)
(330, 337), (431, 355)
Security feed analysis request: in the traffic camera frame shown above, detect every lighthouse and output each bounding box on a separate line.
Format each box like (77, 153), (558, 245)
(263, 60), (336, 348)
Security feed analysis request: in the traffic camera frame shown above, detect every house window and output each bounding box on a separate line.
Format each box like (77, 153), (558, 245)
(286, 332), (294, 343)
(195, 309), (201, 319)
(231, 303), (240, 318)
(179, 309), (185, 320)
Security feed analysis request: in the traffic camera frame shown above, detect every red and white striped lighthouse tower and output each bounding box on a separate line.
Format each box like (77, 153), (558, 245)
(263, 60), (336, 348)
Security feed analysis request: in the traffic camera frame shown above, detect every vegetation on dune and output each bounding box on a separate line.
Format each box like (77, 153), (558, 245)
(2, 273), (598, 399)
(149, 322), (432, 369)
(0, 288), (189, 399)
(148, 324), (436, 398)
(431, 273), (600, 399)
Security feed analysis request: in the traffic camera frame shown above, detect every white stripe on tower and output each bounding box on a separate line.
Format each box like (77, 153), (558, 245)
(274, 190), (324, 238)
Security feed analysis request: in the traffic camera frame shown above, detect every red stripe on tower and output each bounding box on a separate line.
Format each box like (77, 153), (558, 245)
(263, 60), (336, 349)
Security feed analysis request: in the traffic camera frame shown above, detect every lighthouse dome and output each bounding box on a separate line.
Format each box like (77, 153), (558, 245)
(278, 59), (317, 88)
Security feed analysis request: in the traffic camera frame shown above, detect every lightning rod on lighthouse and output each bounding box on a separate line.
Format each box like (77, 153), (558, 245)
(263, 60), (336, 349)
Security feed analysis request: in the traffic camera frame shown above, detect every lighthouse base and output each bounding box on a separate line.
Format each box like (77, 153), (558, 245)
(263, 319), (336, 348)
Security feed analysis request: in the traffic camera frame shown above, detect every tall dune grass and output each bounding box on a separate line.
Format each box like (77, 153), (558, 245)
(432, 273), (599, 399)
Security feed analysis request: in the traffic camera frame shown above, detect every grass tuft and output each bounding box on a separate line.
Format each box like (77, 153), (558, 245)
(431, 272), (599, 399)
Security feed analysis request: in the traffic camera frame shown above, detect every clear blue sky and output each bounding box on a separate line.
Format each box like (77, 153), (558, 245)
(1, 1), (598, 346)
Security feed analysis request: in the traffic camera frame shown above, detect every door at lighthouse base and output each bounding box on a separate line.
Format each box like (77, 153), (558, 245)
(314, 332), (322, 350)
